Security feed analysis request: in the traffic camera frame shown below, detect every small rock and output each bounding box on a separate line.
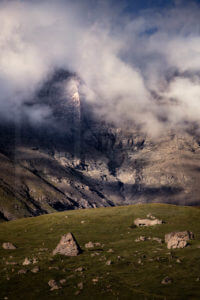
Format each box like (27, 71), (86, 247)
(48, 280), (60, 291)
(59, 279), (66, 285)
(23, 258), (31, 266)
(106, 260), (112, 266)
(95, 242), (101, 247)
(107, 249), (114, 253)
(81, 221), (85, 224)
(48, 266), (59, 270)
(85, 241), (94, 248)
(31, 266), (39, 273)
(161, 276), (172, 285)
(2, 242), (16, 250)
(91, 252), (100, 257)
(92, 278), (99, 284)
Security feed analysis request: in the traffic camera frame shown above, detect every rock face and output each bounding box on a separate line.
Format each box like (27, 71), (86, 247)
(2, 242), (16, 250)
(53, 233), (81, 256)
(134, 218), (163, 227)
(1, 70), (200, 222)
(165, 231), (194, 249)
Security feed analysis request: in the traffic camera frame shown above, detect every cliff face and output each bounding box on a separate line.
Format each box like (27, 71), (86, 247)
(0, 71), (200, 221)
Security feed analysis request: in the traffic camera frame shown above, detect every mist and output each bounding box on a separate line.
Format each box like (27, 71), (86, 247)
(0, 0), (200, 136)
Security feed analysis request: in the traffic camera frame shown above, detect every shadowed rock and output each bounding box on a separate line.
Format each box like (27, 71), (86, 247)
(165, 231), (194, 249)
(134, 218), (163, 227)
(53, 233), (81, 256)
(161, 276), (172, 285)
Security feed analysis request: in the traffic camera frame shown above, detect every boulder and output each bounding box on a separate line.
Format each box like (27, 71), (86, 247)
(53, 232), (81, 256)
(165, 231), (194, 249)
(2, 242), (16, 250)
(134, 218), (163, 227)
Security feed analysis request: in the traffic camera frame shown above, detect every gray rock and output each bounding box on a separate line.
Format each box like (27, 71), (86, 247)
(23, 258), (31, 265)
(85, 241), (94, 248)
(48, 279), (60, 291)
(165, 231), (194, 249)
(53, 233), (81, 256)
(134, 218), (163, 227)
(59, 279), (66, 285)
(31, 266), (39, 273)
(2, 242), (16, 250)
(107, 248), (114, 253)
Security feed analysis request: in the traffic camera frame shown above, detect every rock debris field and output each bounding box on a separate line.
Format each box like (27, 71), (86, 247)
(0, 204), (200, 299)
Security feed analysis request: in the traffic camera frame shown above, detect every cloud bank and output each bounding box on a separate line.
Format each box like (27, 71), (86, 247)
(0, 0), (200, 136)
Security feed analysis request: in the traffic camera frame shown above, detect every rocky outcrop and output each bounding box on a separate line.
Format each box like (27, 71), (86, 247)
(165, 231), (194, 249)
(53, 233), (81, 256)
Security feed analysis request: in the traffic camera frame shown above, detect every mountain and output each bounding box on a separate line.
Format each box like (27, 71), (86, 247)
(0, 71), (200, 221)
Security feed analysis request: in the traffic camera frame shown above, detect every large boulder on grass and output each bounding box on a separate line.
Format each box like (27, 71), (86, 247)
(165, 231), (194, 249)
(134, 218), (163, 227)
(53, 233), (81, 256)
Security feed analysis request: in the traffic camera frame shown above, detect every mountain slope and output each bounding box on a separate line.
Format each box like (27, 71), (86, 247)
(0, 204), (200, 299)
(0, 71), (200, 220)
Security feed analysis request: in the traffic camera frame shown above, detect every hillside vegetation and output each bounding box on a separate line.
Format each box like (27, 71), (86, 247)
(0, 204), (200, 299)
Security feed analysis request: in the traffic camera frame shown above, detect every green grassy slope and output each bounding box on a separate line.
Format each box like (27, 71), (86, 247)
(0, 204), (200, 299)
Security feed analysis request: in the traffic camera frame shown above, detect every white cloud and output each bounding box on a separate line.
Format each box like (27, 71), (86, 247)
(0, 0), (200, 136)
